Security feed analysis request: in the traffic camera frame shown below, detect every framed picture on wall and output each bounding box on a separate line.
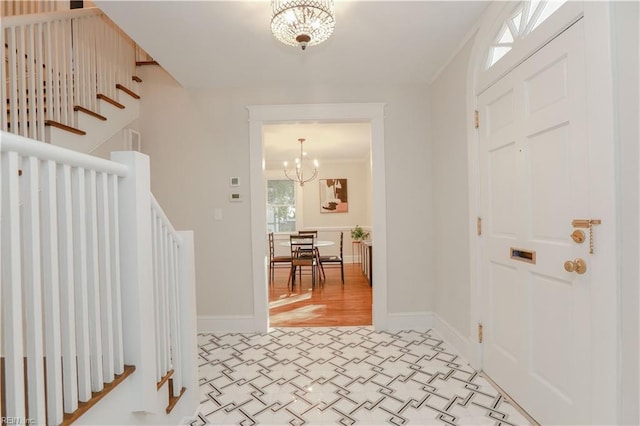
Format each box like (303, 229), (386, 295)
(320, 178), (348, 213)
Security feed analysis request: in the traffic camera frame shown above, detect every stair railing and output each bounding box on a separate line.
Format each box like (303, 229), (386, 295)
(1, 0), (67, 18)
(1, 8), (137, 142)
(1, 131), (197, 424)
(151, 194), (186, 397)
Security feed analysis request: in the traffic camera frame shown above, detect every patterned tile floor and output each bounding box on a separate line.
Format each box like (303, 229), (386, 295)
(186, 327), (532, 425)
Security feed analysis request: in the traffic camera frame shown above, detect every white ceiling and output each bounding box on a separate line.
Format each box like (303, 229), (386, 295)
(95, 0), (489, 162)
(263, 122), (371, 168)
(96, 0), (488, 89)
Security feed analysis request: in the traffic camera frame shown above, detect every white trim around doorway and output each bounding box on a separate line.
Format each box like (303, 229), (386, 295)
(248, 103), (388, 333)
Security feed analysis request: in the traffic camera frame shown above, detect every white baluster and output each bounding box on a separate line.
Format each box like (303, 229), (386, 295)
(152, 210), (162, 381)
(26, 23), (36, 139)
(97, 171), (115, 382)
(1, 151), (26, 419)
(21, 156), (47, 424)
(58, 163), (79, 412)
(72, 166), (92, 401)
(34, 21), (45, 142)
(170, 238), (183, 396)
(88, 16), (98, 112)
(85, 169), (105, 391)
(110, 174), (124, 374)
(18, 25), (27, 137)
(7, 27), (19, 135)
(40, 159), (64, 425)
(158, 221), (168, 376)
(1, 25), (7, 132)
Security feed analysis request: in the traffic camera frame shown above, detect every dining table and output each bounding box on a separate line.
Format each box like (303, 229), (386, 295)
(279, 240), (335, 248)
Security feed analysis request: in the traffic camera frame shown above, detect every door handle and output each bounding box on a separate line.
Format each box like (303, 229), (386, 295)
(564, 258), (587, 274)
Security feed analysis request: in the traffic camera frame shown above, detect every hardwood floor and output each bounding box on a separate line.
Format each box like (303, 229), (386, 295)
(269, 262), (372, 327)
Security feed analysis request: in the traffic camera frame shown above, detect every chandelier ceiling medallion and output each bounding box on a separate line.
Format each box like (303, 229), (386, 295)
(270, 0), (335, 50)
(283, 138), (319, 187)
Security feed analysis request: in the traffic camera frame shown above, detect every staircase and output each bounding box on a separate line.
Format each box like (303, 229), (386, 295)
(2, 5), (148, 153)
(1, 3), (199, 425)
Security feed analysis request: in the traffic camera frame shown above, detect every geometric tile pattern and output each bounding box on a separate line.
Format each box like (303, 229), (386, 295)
(185, 327), (532, 425)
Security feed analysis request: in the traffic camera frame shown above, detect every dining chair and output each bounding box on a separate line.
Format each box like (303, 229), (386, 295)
(268, 232), (291, 285)
(297, 230), (325, 280)
(288, 234), (318, 291)
(319, 231), (345, 285)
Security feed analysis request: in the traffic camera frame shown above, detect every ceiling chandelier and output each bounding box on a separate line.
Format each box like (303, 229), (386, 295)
(270, 0), (335, 50)
(283, 138), (319, 187)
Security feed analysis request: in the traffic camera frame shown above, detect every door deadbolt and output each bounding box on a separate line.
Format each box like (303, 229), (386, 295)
(571, 230), (586, 244)
(564, 258), (587, 274)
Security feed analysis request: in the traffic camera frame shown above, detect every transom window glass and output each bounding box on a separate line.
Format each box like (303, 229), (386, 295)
(267, 179), (296, 233)
(487, 0), (567, 68)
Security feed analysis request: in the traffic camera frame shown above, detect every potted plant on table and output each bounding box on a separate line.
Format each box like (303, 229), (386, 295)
(350, 225), (370, 241)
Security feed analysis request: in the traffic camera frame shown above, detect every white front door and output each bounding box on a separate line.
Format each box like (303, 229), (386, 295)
(479, 19), (598, 424)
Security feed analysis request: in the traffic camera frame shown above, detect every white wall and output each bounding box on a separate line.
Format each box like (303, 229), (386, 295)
(429, 37), (475, 340)
(138, 66), (433, 320)
(89, 120), (140, 160)
(612, 2), (639, 423)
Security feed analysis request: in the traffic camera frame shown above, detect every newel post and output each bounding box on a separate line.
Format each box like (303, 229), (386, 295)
(177, 230), (199, 411)
(110, 151), (157, 412)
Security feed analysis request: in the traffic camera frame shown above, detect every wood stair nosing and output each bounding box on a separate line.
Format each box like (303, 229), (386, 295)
(96, 93), (125, 109)
(132, 76), (142, 83)
(165, 379), (187, 415)
(74, 105), (107, 121)
(157, 369), (174, 391)
(115, 83), (140, 100)
(135, 60), (159, 66)
(44, 120), (86, 135)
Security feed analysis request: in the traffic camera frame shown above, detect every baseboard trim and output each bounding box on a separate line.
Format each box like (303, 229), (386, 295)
(197, 315), (255, 333)
(431, 313), (473, 365)
(387, 311), (434, 330)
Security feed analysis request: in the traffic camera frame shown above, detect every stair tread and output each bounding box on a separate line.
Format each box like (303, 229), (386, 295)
(74, 105), (107, 121)
(115, 83), (141, 100)
(45, 120), (86, 135)
(97, 93), (125, 109)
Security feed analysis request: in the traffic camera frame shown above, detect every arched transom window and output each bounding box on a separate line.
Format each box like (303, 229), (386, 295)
(487, 0), (567, 68)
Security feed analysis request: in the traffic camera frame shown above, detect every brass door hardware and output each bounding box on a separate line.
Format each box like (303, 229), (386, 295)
(571, 219), (601, 228)
(571, 230), (586, 244)
(564, 258), (587, 274)
(571, 219), (601, 254)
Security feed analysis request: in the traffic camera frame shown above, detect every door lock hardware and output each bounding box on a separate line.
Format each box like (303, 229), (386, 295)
(570, 230), (586, 244)
(571, 219), (601, 254)
(564, 258), (587, 274)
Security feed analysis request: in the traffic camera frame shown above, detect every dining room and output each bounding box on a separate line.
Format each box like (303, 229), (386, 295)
(263, 121), (373, 327)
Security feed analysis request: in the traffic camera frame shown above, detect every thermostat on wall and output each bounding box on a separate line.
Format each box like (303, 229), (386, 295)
(229, 192), (243, 202)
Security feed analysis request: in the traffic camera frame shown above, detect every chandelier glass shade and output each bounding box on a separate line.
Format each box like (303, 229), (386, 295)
(283, 138), (319, 187)
(270, 0), (335, 50)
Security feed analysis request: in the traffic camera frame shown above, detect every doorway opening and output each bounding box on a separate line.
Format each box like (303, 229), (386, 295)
(248, 103), (388, 333)
(263, 121), (373, 327)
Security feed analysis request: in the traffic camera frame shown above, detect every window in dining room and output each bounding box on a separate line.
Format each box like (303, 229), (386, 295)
(267, 179), (296, 232)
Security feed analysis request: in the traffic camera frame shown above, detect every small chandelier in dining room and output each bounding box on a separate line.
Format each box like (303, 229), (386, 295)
(283, 138), (319, 187)
(270, 0), (335, 50)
